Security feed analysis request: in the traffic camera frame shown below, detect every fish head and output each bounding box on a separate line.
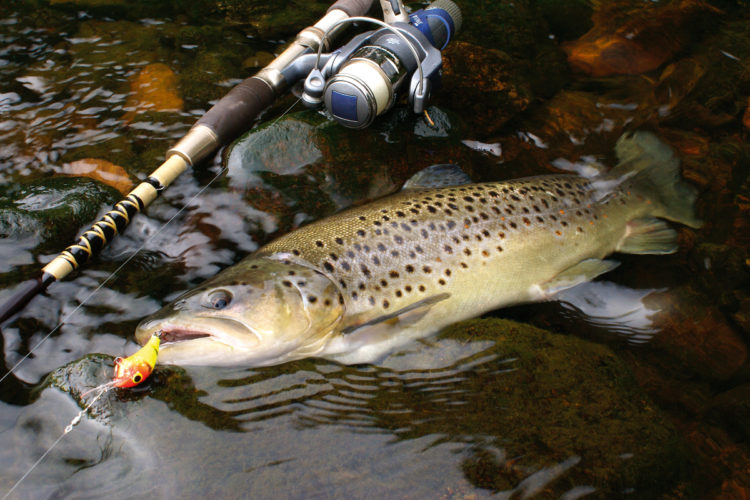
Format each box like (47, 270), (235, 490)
(135, 256), (344, 366)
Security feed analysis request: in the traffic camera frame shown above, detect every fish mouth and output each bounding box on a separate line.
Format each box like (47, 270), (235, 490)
(136, 317), (260, 349)
(157, 328), (212, 345)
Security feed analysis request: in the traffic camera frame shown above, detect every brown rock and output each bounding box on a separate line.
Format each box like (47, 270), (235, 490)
(645, 286), (747, 380)
(744, 97), (750, 129)
(123, 63), (183, 121)
(564, 0), (721, 77)
(440, 41), (533, 135)
(61, 158), (134, 195)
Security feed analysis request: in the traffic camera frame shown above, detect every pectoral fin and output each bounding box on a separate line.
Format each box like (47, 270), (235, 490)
(342, 293), (451, 342)
(537, 259), (620, 297)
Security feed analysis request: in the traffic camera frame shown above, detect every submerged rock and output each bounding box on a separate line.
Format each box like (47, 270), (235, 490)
(60, 158), (135, 195)
(0, 177), (120, 251)
(123, 63), (184, 122)
(563, 0), (721, 77)
(433, 318), (691, 497)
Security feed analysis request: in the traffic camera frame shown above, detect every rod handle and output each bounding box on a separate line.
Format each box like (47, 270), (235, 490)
(194, 76), (275, 147)
(0, 275), (51, 325)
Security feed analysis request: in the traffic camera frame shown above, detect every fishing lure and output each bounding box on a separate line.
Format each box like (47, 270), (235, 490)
(112, 333), (160, 388)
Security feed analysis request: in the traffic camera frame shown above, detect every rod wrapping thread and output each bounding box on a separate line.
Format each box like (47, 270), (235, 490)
(195, 76), (275, 146)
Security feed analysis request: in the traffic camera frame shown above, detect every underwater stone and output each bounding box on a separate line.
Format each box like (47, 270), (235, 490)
(0, 177), (120, 251)
(437, 318), (691, 497)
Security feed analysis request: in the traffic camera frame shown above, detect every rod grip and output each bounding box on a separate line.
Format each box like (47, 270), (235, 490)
(327, 0), (374, 16)
(0, 276), (48, 325)
(194, 76), (275, 146)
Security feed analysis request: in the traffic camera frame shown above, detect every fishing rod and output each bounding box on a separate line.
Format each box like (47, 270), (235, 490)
(0, 0), (461, 330)
(0, 0), (376, 326)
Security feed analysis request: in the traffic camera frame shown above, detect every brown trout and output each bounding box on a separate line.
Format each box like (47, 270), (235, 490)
(135, 131), (701, 366)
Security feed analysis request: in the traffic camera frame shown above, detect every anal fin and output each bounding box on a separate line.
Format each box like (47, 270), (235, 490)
(617, 217), (678, 255)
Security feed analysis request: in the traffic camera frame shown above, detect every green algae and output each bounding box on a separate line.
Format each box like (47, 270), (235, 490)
(434, 318), (692, 497)
(0, 177), (120, 252)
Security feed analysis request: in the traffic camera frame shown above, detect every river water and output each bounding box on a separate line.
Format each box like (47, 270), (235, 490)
(0, 1), (748, 498)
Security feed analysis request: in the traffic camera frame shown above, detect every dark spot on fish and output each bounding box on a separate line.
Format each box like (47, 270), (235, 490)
(324, 299), (331, 306)
(288, 270), (296, 276)
(357, 229), (366, 237)
(482, 250), (490, 257)
(445, 269), (452, 276)
(324, 262), (334, 272)
(335, 237), (344, 245)
(405, 285), (413, 293)
(316, 241), (324, 248)
(372, 256), (381, 266)
(308, 296), (317, 303)
(509, 222), (518, 229)
(394, 235), (404, 244)
(396, 290), (403, 297)
(282, 280), (292, 287)
(427, 205), (437, 213)
(389, 270), (400, 278)
(383, 299), (390, 309)
(464, 249), (472, 256)
(339, 279), (347, 289)
(359, 216), (367, 221)
(396, 211), (406, 218)
(361, 265), (371, 277)
(423, 265), (432, 273)
(341, 262), (351, 271)
(444, 245), (453, 254)
(293, 249), (301, 256)
(329, 253), (338, 261)
(418, 285), (426, 292)
(369, 296), (376, 306)
(460, 262), (468, 268)
(400, 223), (411, 232)
(406, 265), (415, 273)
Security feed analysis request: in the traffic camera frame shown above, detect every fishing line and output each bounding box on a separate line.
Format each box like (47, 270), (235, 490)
(0, 97), (302, 386)
(2, 384), (110, 500)
(1, 97), (302, 496)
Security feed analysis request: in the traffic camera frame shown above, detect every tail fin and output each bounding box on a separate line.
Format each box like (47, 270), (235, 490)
(609, 131), (703, 229)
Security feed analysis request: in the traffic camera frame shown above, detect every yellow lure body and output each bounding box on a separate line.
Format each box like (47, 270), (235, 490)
(113, 334), (160, 388)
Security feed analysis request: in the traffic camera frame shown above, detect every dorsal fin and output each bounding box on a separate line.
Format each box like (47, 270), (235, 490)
(401, 164), (472, 191)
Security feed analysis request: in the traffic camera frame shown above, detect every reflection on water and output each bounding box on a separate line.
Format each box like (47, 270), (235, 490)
(2, 335), (660, 498)
(557, 281), (664, 343)
(0, 0), (748, 498)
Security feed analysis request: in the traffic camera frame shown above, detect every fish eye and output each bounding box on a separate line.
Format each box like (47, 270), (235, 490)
(133, 372), (143, 384)
(207, 290), (232, 310)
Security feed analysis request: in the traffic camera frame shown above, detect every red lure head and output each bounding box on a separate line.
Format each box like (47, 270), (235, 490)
(112, 334), (160, 388)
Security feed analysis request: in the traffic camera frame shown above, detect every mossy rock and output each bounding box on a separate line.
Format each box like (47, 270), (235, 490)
(434, 318), (692, 497)
(0, 177), (120, 252)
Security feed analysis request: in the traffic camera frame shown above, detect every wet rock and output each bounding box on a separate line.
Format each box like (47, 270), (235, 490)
(563, 0), (721, 77)
(60, 158), (135, 195)
(123, 63), (183, 122)
(645, 286), (747, 381)
(436, 318), (691, 497)
(708, 384), (750, 443)
(220, 1), (332, 39)
(0, 177), (120, 251)
(439, 41), (533, 136)
(223, 109), (486, 239)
